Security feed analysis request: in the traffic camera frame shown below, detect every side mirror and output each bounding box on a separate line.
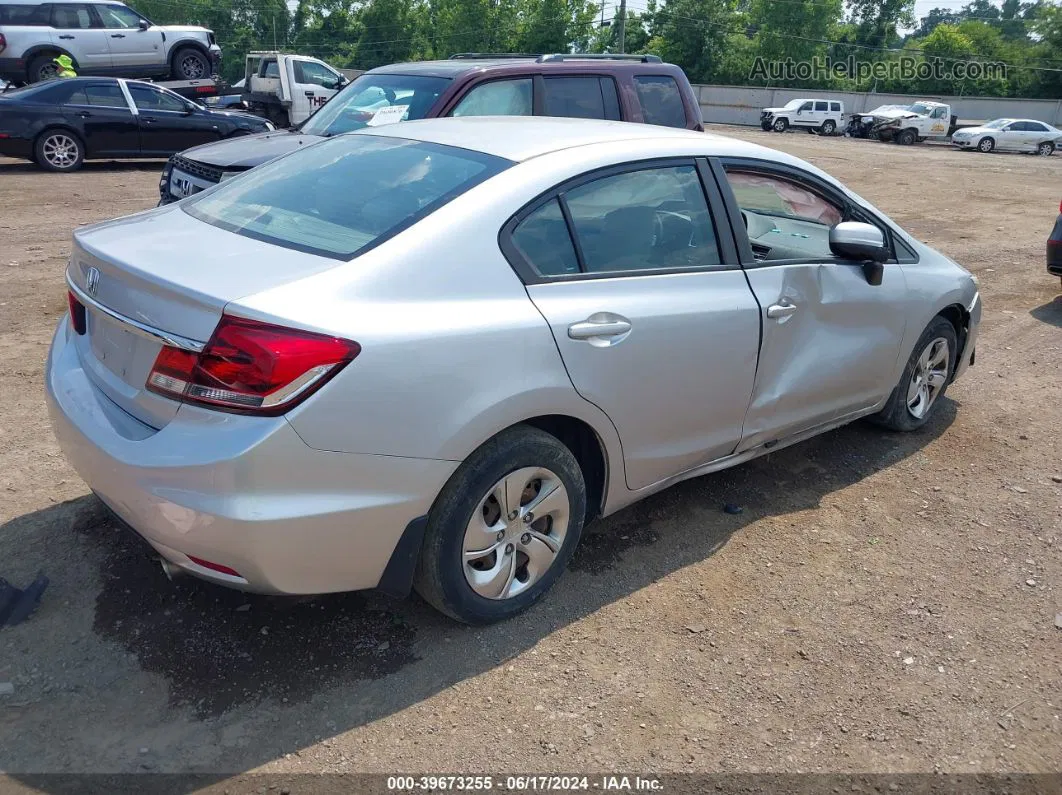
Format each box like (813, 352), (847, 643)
(337, 74), (348, 87)
(830, 221), (889, 284)
(138, 18), (149, 30)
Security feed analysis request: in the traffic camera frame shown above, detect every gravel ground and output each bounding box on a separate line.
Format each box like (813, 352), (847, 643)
(0, 126), (1060, 781)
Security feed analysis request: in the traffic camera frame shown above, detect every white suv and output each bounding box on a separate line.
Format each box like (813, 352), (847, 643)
(0, 0), (220, 84)
(761, 98), (845, 135)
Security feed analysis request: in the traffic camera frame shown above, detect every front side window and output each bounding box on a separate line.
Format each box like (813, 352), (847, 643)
(724, 169), (843, 261)
(50, 4), (98, 28)
(129, 84), (187, 111)
(294, 60), (340, 89)
(96, 4), (142, 27)
(930, 106), (948, 119)
(562, 165), (721, 273)
(450, 78), (532, 117)
(300, 73), (450, 135)
(798, 101), (813, 112)
(634, 76), (686, 128)
(184, 135), (511, 259)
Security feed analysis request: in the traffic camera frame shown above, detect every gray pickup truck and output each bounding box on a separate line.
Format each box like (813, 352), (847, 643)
(0, 0), (220, 84)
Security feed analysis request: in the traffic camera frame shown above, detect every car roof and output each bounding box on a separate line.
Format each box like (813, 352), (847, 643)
(366, 57), (680, 79)
(351, 116), (763, 163)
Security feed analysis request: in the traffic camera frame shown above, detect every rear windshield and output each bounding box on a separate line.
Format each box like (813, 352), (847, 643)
(300, 74), (451, 136)
(183, 134), (511, 259)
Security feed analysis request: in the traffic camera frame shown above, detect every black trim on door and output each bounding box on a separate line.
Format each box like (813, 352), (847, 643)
(498, 156), (743, 286)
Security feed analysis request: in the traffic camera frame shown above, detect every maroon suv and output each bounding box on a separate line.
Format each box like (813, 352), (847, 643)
(159, 53), (703, 203)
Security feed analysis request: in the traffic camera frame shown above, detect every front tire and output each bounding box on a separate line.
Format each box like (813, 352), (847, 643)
(414, 426), (586, 624)
(978, 136), (995, 153)
(34, 129), (84, 172)
(871, 317), (958, 432)
(171, 47), (211, 80)
(896, 128), (917, 146)
(773, 117), (789, 132)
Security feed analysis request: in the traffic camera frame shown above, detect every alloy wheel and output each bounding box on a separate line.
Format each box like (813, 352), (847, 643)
(1038, 142), (1054, 156)
(41, 134), (79, 169)
(462, 467), (570, 600)
(906, 337), (950, 419)
(179, 53), (206, 79)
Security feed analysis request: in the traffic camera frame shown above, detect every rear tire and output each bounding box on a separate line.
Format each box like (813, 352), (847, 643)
(978, 136), (995, 153)
(820, 119), (836, 136)
(171, 47), (210, 80)
(413, 426), (586, 624)
(1037, 141), (1054, 156)
(34, 129), (84, 172)
(27, 54), (61, 84)
(871, 317), (958, 432)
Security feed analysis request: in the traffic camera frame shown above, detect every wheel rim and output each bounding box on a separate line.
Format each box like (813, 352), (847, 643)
(462, 467), (570, 601)
(823, 121), (834, 134)
(1039, 143), (1052, 156)
(42, 134), (78, 168)
(774, 120), (785, 131)
(38, 62), (59, 80)
(906, 337), (949, 419)
(180, 54), (206, 79)
(979, 139), (992, 152)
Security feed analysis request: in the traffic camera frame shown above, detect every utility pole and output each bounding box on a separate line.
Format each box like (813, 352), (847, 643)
(617, 0), (626, 53)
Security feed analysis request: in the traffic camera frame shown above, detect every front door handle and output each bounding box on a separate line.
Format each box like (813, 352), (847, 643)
(111, 33), (126, 38)
(568, 315), (632, 340)
(77, 111), (92, 118)
(58, 34), (75, 39)
(766, 302), (798, 319)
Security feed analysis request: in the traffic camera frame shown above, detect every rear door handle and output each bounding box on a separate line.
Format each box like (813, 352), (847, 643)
(111, 33), (125, 38)
(58, 34), (75, 39)
(568, 316), (632, 340)
(766, 302), (798, 319)
(77, 111), (92, 118)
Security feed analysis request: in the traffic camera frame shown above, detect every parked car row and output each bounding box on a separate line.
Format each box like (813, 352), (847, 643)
(760, 96), (1062, 156)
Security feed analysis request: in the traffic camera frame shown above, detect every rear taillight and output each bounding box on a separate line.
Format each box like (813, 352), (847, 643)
(146, 315), (359, 415)
(0, 34), (7, 56)
(67, 291), (86, 335)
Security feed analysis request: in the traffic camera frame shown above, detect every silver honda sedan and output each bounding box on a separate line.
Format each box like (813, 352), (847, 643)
(47, 117), (981, 624)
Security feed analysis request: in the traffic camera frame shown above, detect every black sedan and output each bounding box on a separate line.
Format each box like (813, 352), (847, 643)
(1049, 199), (1062, 285)
(0, 77), (273, 172)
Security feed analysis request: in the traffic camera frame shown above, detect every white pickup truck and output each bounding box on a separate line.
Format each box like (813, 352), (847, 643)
(241, 52), (348, 128)
(846, 101), (955, 144)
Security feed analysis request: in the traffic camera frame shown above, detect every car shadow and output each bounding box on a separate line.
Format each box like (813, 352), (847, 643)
(1030, 295), (1062, 327)
(0, 159), (166, 175)
(2, 401), (957, 783)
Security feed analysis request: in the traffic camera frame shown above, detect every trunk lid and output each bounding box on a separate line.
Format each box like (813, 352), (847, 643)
(67, 205), (343, 428)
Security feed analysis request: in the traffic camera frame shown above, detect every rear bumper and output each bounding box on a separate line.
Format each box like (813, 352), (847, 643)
(45, 316), (457, 595)
(1047, 215), (1062, 275)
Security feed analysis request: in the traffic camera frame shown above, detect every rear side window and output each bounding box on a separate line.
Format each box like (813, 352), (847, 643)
(451, 78), (532, 117)
(563, 165), (721, 273)
(1026, 121), (1048, 132)
(830, 102), (841, 112)
(510, 199), (580, 277)
(814, 101), (827, 111)
(50, 3), (98, 28)
(633, 76), (686, 128)
(542, 76), (619, 121)
(86, 83), (129, 108)
(0, 3), (50, 24)
(184, 135), (511, 259)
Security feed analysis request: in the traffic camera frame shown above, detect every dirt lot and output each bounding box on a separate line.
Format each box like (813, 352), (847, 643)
(0, 127), (1060, 782)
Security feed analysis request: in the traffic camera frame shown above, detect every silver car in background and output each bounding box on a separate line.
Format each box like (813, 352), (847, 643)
(47, 118), (981, 624)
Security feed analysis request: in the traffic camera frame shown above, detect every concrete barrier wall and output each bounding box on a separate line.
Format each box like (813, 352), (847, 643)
(694, 83), (1062, 127)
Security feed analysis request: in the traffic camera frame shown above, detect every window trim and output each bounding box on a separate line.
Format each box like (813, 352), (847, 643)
(710, 156), (917, 268)
(499, 156), (740, 285)
(445, 75), (536, 118)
